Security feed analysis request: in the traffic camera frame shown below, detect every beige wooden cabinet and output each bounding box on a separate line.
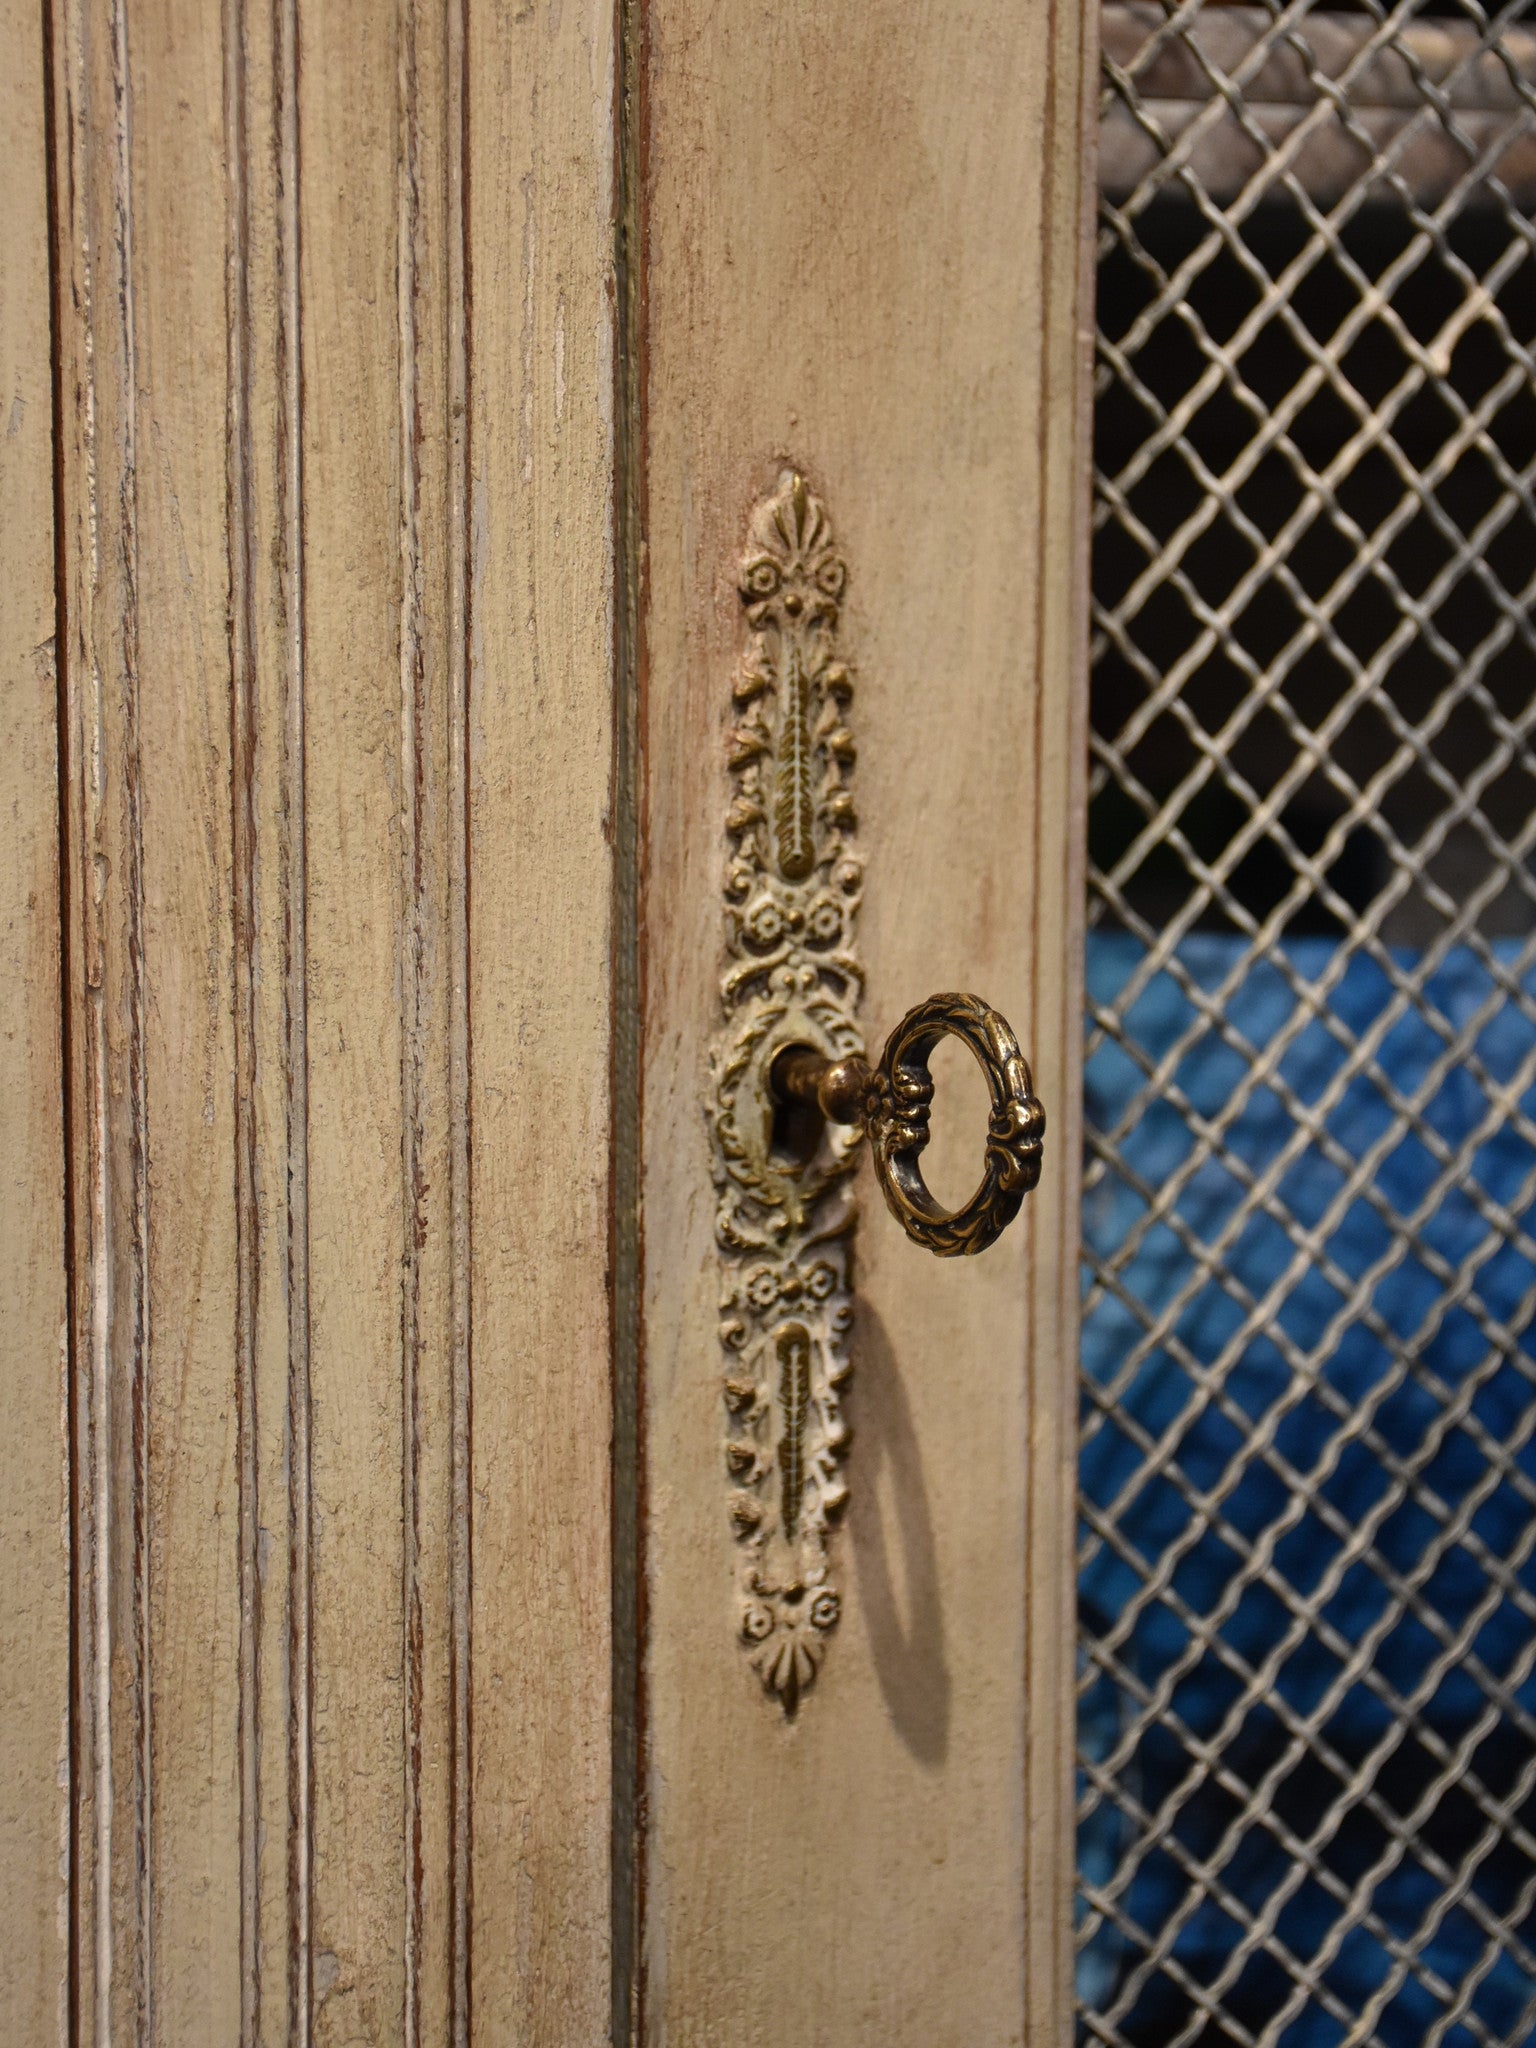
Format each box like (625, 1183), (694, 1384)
(1, 0), (1097, 2040)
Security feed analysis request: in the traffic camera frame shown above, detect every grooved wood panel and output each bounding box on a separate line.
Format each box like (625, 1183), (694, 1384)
(0, 0), (69, 2039)
(40, 0), (615, 2038)
(134, 0), (243, 2024)
(300, 0), (410, 2030)
(15, 0), (1089, 2037)
(632, 4), (1095, 2043)
(464, 0), (617, 2037)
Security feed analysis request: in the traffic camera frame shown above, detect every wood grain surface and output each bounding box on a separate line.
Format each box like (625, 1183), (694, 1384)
(1, 0), (69, 2038)
(631, 3), (1095, 2042)
(10, 0), (1092, 2039)
(37, 0), (621, 2038)
(464, 1), (618, 2039)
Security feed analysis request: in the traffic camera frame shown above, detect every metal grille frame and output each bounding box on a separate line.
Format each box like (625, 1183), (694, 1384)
(1080, 5), (1536, 2044)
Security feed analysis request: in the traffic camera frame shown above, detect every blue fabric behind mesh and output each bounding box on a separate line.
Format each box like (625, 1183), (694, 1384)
(1079, 929), (1536, 2046)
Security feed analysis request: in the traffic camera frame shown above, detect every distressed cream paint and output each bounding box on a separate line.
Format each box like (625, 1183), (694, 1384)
(1, 0), (1095, 2040)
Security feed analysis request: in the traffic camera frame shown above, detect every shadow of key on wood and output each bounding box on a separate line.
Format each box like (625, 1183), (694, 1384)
(848, 1301), (950, 1767)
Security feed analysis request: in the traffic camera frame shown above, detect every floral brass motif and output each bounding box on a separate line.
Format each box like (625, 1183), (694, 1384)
(710, 469), (860, 1714)
(709, 473), (1046, 1713)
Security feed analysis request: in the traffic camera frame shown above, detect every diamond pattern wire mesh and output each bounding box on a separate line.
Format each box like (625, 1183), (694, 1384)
(1079, 5), (1536, 2045)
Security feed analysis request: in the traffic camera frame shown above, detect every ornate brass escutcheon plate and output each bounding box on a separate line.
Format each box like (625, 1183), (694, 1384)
(707, 470), (1044, 1714)
(709, 470), (861, 1714)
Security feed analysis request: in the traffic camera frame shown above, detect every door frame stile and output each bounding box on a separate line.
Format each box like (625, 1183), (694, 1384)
(611, 0), (649, 2040)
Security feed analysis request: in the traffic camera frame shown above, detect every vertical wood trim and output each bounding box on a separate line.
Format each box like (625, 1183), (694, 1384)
(396, 4), (428, 2032)
(1023, 0), (1099, 2041)
(277, 0), (314, 2027)
(445, 0), (473, 2029)
(611, 0), (648, 2037)
(299, 0), (411, 2019)
(245, 0), (316, 2023)
(113, 0), (153, 2016)
(223, 0), (262, 2028)
(465, 0), (619, 2034)
(0, 0), (69, 2035)
(395, 0), (467, 2029)
(232, 0), (316, 2026)
(52, 0), (254, 2029)
(48, 0), (153, 2030)
(112, 0), (155, 2017)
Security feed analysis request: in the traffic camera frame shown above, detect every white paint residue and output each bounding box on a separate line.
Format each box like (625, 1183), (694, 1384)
(554, 293), (567, 425)
(471, 474), (489, 704)
(521, 173), (536, 484)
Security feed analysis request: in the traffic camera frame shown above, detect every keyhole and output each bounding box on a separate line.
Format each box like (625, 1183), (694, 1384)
(767, 1041), (826, 1171)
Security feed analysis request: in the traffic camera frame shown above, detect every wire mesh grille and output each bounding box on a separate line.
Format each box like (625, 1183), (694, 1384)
(1079, 5), (1536, 2044)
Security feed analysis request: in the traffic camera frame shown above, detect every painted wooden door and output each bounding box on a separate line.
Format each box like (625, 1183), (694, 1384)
(1, 0), (1097, 2042)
